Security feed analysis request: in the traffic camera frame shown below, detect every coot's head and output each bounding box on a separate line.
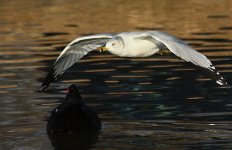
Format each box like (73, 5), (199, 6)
(66, 84), (82, 102)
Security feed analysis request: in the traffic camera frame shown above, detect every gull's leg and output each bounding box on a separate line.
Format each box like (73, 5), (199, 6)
(157, 49), (171, 55)
(96, 46), (108, 53)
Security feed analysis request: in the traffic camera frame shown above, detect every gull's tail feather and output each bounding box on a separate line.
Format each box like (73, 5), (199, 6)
(40, 68), (57, 91)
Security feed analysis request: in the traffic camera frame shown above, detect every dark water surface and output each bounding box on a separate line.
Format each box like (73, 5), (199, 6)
(0, 0), (232, 149)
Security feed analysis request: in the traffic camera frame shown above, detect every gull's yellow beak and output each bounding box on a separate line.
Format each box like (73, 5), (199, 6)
(96, 46), (108, 53)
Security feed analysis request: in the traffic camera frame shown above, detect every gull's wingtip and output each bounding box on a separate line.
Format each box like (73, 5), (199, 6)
(213, 70), (229, 87)
(193, 64), (229, 88)
(40, 68), (57, 92)
(39, 85), (48, 92)
(216, 80), (231, 88)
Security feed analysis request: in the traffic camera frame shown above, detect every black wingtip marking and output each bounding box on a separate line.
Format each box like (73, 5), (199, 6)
(40, 68), (57, 92)
(195, 65), (228, 87)
(208, 65), (229, 87)
(215, 79), (229, 87)
(39, 85), (48, 92)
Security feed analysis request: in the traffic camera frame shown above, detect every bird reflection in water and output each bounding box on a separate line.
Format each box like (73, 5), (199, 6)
(47, 85), (101, 150)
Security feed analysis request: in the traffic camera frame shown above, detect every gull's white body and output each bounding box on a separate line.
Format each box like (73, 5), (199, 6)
(108, 32), (159, 57)
(41, 31), (228, 90)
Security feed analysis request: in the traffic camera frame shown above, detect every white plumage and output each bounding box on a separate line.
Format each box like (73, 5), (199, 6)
(41, 31), (228, 90)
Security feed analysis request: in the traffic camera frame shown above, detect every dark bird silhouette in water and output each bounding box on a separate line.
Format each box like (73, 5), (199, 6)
(47, 84), (101, 150)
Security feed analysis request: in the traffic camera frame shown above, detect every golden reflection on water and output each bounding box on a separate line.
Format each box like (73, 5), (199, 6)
(0, 0), (232, 149)
(0, 0), (232, 40)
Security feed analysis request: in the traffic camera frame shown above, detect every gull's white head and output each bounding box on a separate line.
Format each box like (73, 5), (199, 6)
(106, 37), (124, 50)
(97, 37), (125, 56)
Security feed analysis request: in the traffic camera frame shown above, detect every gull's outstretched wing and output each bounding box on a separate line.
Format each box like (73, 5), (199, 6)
(135, 31), (228, 86)
(41, 34), (113, 91)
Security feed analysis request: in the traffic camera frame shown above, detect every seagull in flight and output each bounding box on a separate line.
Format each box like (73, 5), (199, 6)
(40, 31), (228, 90)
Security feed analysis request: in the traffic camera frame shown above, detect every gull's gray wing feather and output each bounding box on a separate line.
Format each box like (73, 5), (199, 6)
(41, 34), (113, 90)
(135, 31), (228, 86)
(54, 34), (113, 76)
